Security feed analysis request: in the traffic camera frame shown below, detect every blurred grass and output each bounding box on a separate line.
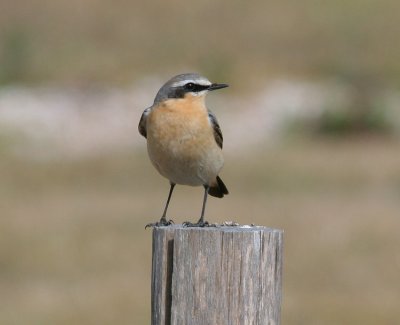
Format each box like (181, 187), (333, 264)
(290, 78), (394, 137)
(1, 138), (400, 324)
(1, 0), (400, 86)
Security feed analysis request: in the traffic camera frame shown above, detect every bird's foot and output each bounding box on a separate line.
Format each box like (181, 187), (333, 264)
(183, 220), (210, 228)
(145, 218), (174, 229)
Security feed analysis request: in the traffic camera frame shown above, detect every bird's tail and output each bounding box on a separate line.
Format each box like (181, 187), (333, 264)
(208, 176), (229, 198)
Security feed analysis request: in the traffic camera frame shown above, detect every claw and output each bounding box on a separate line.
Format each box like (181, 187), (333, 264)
(183, 220), (209, 228)
(145, 219), (174, 229)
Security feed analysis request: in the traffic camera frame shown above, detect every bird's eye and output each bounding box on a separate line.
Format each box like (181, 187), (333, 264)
(185, 83), (195, 90)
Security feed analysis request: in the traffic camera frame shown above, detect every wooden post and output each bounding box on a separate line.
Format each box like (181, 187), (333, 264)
(151, 225), (283, 325)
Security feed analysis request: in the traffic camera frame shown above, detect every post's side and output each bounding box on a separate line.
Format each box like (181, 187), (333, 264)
(151, 227), (175, 325)
(151, 226), (283, 325)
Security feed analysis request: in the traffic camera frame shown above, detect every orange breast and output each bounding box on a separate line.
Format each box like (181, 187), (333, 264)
(147, 97), (214, 155)
(145, 96), (223, 186)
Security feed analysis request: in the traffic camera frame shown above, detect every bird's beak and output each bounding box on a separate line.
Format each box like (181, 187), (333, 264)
(209, 83), (229, 91)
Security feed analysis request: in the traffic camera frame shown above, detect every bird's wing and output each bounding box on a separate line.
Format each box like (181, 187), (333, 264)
(208, 110), (223, 149)
(138, 107), (151, 138)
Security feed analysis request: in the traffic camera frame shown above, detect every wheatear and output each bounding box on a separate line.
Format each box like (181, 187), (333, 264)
(139, 73), (229, 227)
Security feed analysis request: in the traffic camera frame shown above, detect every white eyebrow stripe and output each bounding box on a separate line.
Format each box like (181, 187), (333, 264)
(171, 79), (211, 88)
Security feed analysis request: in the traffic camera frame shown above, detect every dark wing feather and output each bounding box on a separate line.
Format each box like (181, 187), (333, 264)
(208, 110), (223, 149)
(138, 107), (151, 138)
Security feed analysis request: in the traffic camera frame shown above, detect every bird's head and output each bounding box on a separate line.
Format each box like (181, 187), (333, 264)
(154, 73), (228, 104)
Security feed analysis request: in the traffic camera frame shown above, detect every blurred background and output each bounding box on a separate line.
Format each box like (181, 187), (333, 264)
(1, 0), (400, 324)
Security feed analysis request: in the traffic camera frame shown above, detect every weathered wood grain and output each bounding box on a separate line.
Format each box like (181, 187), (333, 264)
(151, 226), (283, 325)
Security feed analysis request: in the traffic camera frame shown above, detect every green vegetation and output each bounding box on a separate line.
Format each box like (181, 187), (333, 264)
(311, 82), (391, 136)
(317, 74), (393, 135)
(316, 106), (390, 136)
(0, 29), (31, 84)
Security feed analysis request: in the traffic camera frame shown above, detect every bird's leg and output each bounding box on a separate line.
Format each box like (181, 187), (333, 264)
(183, 186), (210, 227)
(145, 183), (175, 228)
(161, 182), (175, 222)
(198, 186), (209, 224)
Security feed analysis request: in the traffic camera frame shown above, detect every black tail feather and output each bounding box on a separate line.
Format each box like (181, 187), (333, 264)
(208, 176), (229, 198)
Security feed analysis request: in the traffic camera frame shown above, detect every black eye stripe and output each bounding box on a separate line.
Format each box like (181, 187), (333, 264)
(186, 83), (195, 90)
(184, 83), (210, 92)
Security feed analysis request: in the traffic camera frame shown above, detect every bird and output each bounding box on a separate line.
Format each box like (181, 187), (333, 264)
(138, 73), (229, 227)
